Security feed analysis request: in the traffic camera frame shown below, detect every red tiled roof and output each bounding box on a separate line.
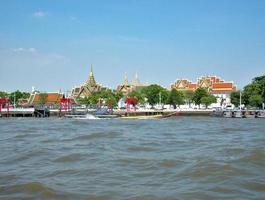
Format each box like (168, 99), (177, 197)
(188, 83), (197, 89)
(29, 93), (63, 105)
(212, 83), (233, 88)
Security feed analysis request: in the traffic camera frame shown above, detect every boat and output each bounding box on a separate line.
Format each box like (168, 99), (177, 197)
(243, 111), (256, 118)
(94, 108), (120, 119)
(119, 114), (163, 119)
(65, 113), (99, 119)
(233, 111), (243, 118)
(257, 110), (265, 118)
(223, 111), (233, 118)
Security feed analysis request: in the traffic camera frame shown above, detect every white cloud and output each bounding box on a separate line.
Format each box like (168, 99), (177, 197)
(28, 48), (37, 53)
(12, 47), (37, 53)
(12, 47), (24, 52)
(33, 11), (47, 18)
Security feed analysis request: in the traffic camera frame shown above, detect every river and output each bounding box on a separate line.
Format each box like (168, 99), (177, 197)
(0, 117), (265, 199)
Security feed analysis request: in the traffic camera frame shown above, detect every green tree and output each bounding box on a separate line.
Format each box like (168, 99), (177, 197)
(183, 90), (194, 108)
(38, 93), (48, 106)
(8, 90), (30, 105)
(76, 97), (90, 106)
(141, 84), (168, 106)
(252, 75), (265, 101)
(0, 91), (9, 98)
(243, 75), (265, 106)
(167, 89), (184, 108)
(114, 91), (124, 103)
(201, 95), (217, 109)
(249, 94), (262, 108)
(84, 90), (120, 108)
(192, 87), (208, 108)
(230, 90), (241, 107)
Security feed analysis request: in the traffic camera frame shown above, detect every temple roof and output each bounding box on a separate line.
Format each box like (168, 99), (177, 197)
(87, 64), (96, 86)
(123, 73), (129, 86)
(132, 72), (141, 86)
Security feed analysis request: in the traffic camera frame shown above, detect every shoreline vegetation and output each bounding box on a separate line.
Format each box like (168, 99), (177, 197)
(1, 75), (265, 111)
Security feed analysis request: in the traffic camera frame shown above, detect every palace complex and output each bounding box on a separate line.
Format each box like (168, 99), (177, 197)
(17, 88), (63, 107)
(171, 75), (237, 106)
(116, 73), (147, 95)
(71, 65), (109, 98)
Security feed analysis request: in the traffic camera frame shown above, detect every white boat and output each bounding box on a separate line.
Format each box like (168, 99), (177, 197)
(243, 111), (256, 118)
(233, 111), (243, 118)
(65, 113), (99, 119)
(223, 111), (233, 118)
(257, 111), (265, 118)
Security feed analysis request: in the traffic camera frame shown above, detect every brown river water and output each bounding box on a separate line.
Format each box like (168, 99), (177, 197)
(0, 117), (265, 199)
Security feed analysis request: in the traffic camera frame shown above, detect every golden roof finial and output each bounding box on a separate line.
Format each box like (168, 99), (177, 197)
(124, 72), (129, 85)
(133, 72), (140, 86)
(87, 64), (96, 85)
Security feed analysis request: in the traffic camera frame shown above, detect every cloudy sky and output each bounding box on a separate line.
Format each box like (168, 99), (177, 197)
(0, 0), (265, 92)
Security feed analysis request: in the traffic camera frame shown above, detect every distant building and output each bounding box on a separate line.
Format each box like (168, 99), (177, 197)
(24, 91), (62, 107)
(71, 65), (109, 98)
(171, 75), (237, 106)
(116, 73), (147, 96)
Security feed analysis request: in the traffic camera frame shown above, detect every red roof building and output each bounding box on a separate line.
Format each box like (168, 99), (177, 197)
(171, 75), (237, 106)
(171, 75), (236, 94)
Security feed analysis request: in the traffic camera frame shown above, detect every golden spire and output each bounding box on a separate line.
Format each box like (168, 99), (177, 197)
(87, 64), (96, 85)
(133, 72), (140, 86)
(123, 72), (129, 85)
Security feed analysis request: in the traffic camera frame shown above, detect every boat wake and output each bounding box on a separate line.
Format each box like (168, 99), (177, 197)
(65, 114), (99, 120)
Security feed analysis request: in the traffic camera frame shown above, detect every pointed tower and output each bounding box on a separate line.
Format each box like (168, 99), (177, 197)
(87, 64), (96, 86)
(133, 72), (140, 86)
(123, 72), (129, 86)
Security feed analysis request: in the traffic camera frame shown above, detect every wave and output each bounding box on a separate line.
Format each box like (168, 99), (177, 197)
(0, 182), (67, 199)
(53, 153), (84, 163)
(72, 131), (121, 141)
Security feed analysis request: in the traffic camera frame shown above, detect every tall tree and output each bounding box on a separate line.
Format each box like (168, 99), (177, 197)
(252, 75), (265, 101)
(8, 90), (30, 105)
(141, 84), (168, 106)
(230, 90), (241, 107)
(243, 75), (265, 106)
(167, 89), (184, 108)
(0, 91), (9, 98)
(201, 95), (217, 109)
(183, 90), (194, 108)
(192, 88), (208, 108)
(249, 94), (262, 108)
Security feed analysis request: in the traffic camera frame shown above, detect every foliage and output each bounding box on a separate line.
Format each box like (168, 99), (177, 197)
(0, 91), (9, 98)
(201, 95), (217, 108)
(167, 89), (184, 108)
(38, 93), (48, 106)
(141, 84), (169, 106)
(230, 90), (241, 107)
(76, 97), (90, 106)
(0, 90), (30, 105)
(192, 87), (209, 108)
(114, 91), (124, 103)
(77, 90), (120, 107)
(252, 75), (265, 100)
(249, 94), (262, 108)
(183, 90), (194, 108)
(8, 90), (30, 105)
(243, 75), (265, 107)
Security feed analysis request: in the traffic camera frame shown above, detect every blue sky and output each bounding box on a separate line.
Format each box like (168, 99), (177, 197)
(0, 0), (265, 92)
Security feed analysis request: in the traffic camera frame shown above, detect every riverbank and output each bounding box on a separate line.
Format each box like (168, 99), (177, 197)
(0, 108), (213, 118)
